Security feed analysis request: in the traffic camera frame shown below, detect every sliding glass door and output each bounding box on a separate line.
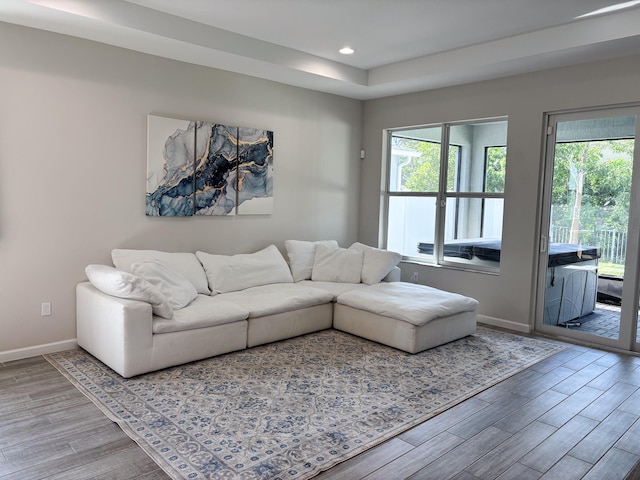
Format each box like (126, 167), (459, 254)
(536, 106), (640, 353)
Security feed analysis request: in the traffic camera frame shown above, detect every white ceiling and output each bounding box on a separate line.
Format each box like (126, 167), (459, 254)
(2, 0), (640, 100)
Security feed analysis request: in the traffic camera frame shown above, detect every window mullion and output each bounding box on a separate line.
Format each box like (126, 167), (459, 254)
(434, 125), (451, 264)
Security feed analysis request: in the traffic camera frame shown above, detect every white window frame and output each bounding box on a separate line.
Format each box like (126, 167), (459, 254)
(383, 117), (508, 272)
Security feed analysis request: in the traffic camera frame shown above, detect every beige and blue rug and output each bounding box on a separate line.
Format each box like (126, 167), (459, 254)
(45, 327), (564, 480)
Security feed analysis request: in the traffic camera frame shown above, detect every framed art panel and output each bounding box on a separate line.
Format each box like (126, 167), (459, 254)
(236, 127), (274, 215)
(194, 123), (238, 216)
(146, 115), (195, 216)
(147, 115), (273, 216)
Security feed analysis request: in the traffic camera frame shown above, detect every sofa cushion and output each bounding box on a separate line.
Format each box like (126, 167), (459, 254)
(299, 280), (367, 301)
(337, 282), (479, 326)
(284, 239), (339, 282)
(152, 295), (249, 334)
(383, 266), (402, 283)
(112, 249), (210, 295)
(218, 283), (333, 318)
(349, 242), (402, 285)
(196, 245), (293, 294)
(85, 264), (173, 318)
(311, 244), (363, 283)
(131, 261), (198, 309)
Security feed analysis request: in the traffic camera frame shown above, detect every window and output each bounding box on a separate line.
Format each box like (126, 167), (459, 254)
(385, 118), (508, 270)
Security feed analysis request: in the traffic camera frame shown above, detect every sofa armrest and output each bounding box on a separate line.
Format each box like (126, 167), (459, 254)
(76, 282), (154, 377)
(382, 266), (401, 282)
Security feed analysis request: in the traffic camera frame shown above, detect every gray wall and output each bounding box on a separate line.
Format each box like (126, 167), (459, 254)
(3, 20), (639, 358)
(0, 23), (363, 358)
(361, 54), (640, 332)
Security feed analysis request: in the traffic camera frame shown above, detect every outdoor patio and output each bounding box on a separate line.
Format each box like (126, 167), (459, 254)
(565, 302), (640, 340)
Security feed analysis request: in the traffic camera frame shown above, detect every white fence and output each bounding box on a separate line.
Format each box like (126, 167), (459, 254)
(550, 226), (627, 264)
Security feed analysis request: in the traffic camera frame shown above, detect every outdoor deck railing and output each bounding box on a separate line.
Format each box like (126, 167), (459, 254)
(550, 226), (627, 265)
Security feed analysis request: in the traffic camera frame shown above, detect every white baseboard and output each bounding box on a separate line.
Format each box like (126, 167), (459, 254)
(0, 317), (530, 363)
(477, 314), (532, 333)
(0, 339), (77, 363)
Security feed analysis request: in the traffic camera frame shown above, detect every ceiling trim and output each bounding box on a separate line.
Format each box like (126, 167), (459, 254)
(1, 0), (640, 100)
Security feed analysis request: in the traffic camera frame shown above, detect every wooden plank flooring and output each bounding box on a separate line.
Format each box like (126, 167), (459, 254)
(1, 333), (640, 479)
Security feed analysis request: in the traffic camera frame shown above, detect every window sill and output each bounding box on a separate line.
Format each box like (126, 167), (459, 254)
(400, 258), (500, 276)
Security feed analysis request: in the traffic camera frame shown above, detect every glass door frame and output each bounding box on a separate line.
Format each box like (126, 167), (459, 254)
(535, 104), (640, 353)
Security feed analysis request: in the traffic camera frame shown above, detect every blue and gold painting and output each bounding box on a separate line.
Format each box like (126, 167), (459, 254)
(146, 115), (273, 216)
(146, 116), (195, 216)
(236, 127), (274, 215)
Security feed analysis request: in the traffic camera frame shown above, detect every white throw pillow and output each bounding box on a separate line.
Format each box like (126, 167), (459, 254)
(350, 242), (402, 285)
(311, 244), (363, 283)
(111, 249), (210, 295)
(85, 264), (173, 318)
(196, 244), (294, 294)
(284, 239), (339, 282)
(131, 261), (198, 310)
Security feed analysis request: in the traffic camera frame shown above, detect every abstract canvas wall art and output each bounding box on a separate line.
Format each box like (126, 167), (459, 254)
(146, 116), (195, 216)
(194, 122), (238, 216)
(236, 127), (274, 215)
(146, 115), (274, 216)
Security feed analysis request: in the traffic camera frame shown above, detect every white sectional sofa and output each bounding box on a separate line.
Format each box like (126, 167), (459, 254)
(77, 241), (478, 377)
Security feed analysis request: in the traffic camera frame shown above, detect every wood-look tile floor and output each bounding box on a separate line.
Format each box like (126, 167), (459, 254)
(1, 332), (640, 480)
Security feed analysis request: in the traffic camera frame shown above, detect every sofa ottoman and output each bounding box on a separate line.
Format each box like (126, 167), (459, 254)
(333, 282), (479, 353)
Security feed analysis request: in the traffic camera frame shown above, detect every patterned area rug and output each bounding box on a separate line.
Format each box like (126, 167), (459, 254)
(45, 327), (564, 480)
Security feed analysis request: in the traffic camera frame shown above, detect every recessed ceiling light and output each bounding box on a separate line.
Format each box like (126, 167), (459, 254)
(339, 47), (355, 55)
(576, 0), (640, 18)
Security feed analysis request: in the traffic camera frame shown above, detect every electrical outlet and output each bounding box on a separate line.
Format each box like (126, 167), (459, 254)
(41, 302), (51, 316)
(411, 272), (419, 283)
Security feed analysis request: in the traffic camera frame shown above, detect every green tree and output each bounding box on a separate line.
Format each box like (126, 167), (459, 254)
(552, 139), (633, 244)
(486, 146), (506, 193)
(402, 139), (441, 191)
(396, 138), (457, 192)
